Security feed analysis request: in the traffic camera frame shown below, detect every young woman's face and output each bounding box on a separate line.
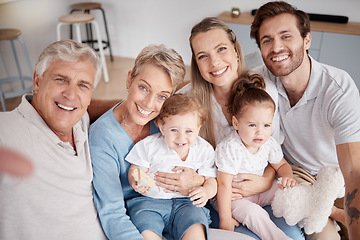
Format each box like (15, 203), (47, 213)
(232, 104), (274, 154)
(125, 63), (173, 126)
(191, 28), (239, 89)
(159, 111), (201, 161)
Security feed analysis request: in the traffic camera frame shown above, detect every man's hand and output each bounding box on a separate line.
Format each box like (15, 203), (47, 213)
(0, 149), (33, 177)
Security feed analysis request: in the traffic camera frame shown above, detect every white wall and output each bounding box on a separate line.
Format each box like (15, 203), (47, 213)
(101, 0), (360, 65)
(1, 0), (359, 69)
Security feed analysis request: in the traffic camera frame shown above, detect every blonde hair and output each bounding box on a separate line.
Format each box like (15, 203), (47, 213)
(155, 94), (207, 127)
(189, 17), (245, 147)
(130, 44), (185, 92)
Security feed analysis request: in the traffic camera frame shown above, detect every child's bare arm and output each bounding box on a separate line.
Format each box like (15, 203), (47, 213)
(217, 171), (240, 231)
(189, 177), (217, 207)
(271, 158), (298, 189)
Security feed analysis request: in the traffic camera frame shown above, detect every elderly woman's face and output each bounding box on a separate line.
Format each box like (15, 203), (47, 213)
(125, 62), (173, 126)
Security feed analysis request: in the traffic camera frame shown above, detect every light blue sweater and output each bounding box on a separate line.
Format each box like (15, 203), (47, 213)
(89, 102), (159, 240)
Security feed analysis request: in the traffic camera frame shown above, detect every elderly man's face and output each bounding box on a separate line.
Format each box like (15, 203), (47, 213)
(32, 60), (95, 138)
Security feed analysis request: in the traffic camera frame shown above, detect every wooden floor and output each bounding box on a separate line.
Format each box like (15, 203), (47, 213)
(1, 56), (191, 112)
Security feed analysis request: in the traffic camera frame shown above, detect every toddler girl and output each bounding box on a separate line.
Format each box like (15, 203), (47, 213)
(214, 72), (298, 240)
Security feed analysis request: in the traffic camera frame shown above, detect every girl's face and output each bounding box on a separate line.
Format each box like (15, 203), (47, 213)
(191, 28), (239, 89)
(159, 111), (201, 161)
(232, 104), (274, 154)
(125, 63), (173, 126)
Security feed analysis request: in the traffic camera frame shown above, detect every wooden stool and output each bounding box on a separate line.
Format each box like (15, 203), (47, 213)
(70, 2), (113, 62)
(0, 29), (33, 111)
(57, 13), (109, 85)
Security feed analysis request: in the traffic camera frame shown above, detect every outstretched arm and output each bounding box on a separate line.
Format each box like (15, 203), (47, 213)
(0, 148), (33, 177)
(336, 142), (360, 240)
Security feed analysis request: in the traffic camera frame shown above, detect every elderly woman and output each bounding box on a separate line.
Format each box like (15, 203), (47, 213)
(89, 44), (210, 240)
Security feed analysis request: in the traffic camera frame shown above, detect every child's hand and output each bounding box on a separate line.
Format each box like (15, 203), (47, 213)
(189, 187), (210, 207)
(278, 177), (298, 189)
(219, 218), (240, 232)
(134, 185), (149, 195)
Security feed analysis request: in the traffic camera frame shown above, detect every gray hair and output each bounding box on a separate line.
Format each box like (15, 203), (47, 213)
(35, 40), (102, 84)
(130, 44), (185, 92)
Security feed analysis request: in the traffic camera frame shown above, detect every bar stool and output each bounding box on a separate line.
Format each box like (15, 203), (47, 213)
(70, 2), (113, 62)
(0, 29), (33, 111)
(57, 13), (109, 85)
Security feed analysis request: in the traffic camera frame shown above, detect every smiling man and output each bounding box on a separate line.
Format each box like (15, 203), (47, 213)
(0, 40), (106, 239)
(250, 2), (360, 240)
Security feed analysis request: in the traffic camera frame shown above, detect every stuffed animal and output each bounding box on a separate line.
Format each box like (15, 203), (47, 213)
(271, 166), (345, 235)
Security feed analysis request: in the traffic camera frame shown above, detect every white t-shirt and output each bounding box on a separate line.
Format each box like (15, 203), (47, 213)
(215, 131), (283, 176)
(125, 133), (217, 199)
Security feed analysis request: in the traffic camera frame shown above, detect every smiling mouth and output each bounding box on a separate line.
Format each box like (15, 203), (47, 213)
(56, 102), (75, 111)
(136, 104), (152, 116)
(175, 143), (187, 146)
(271, 54), (289, 62)
(210, 66), (228, 76)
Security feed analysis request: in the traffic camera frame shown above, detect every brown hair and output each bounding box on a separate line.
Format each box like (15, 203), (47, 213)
(155, 94), (207, 127)
(189, 17), (245, 147)
(250, 1), (310, 47)
(229, 72), (275, 118)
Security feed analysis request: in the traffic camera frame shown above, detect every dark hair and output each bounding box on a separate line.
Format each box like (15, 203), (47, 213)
(250, 1), (310, 47)
(228, 72), (275, 118)
(155, 94), (207, 127)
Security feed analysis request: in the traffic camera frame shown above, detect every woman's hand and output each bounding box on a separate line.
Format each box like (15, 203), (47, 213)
(154, 166), (205, 196)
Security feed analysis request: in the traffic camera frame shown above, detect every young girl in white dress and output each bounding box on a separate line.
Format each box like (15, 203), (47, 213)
(214, 73), (298, 240)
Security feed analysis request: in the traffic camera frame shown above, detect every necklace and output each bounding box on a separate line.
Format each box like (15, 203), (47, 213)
(121, 114), (134, 135)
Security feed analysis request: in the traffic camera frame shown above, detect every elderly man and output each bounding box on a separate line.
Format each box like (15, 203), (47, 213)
(251, 1), (360, 240)
(0, 40), (106, 239)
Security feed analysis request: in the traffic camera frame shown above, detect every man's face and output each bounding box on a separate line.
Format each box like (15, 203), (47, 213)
(258, 13), (311, 77)
(32, 60), (95, 137)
